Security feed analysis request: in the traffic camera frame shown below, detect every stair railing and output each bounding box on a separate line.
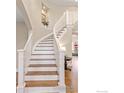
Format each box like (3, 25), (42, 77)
(54, 10), (77, 40)
(54, 12), (66, 37)
(53, 11), (72, 93)
(53, 13), (66, 88)
(53, 9), (77, 93)
(17, 32), (32, 93)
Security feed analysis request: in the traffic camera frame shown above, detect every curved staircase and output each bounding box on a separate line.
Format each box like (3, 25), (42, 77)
(24, 35), (65, 93)
(17, 8), (76, 93)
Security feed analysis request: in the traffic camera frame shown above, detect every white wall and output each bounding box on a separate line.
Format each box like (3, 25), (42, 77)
(49, 7), (66, 27)
(16, 0), (32, 30)
(59, 28), (72, 57)
(66, 7), (78, 25)
(16, 22), (28, 49)
(65, 39), (72, 57)
(18, 0), (72, 48)
(21, 0), (54, 46)
(16, 22), (28, 70)
(72, 33), (78, 54)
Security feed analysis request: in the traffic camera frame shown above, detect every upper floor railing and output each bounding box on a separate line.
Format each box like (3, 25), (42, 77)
(54, 9), (78, 40)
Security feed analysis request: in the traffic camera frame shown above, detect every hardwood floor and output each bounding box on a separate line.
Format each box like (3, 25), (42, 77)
(16, 72), (18, 86)
(65, 70), (72, 93)
(65, 56), (78, 93)
(72, 56), (78, 93)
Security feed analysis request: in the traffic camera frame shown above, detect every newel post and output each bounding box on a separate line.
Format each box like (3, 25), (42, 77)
(58, 49), (66, 93)
(59, 50), (65, 86)
(17, 49), (25, 93)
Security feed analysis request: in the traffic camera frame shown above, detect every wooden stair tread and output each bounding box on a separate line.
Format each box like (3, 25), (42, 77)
(29, 64), (56, 67)
(36, 46), (53, 47)
(26, 71), (58, 75)
(25, 80), (58, 87)
(34, 49), (54, 51)
(58, 31), (63, 33)
(39, 43), (53, 44)
(57, 34), (61, 36)
(42, 40), (53, 41)
(32, 53), (55, 55)
(44, 38), (54, 42)
(45, 38), (53, 39)
(16, 72), (18, 86)
(30, 58), (56, 61)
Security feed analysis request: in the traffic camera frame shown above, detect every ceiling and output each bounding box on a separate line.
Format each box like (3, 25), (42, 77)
(45, 0), (78, 7)
(16, 0), (78, 22)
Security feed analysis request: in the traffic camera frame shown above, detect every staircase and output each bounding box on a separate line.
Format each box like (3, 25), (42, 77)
(17, 9), (76, 93)
(24, 35), (63, 93)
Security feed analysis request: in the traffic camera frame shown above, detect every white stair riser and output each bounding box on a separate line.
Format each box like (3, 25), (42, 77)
(45, 38), (54, 39)
(29, 61), (56, 64)
(44, 40), (54, 42)
(25, 75), (58, 81)
(40, 40), (53, 42)
(31, 55), (55, 59)
(27, 67), (57, 71)
(35, 47), (54, 50)
(41, 38), (53, 40)
(37, 44), (53, 46)
(45, 37), (54, 40)
(25, 87), (59, 93)
(39, 42), (53, 44)
(32, 51), (55, 54)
